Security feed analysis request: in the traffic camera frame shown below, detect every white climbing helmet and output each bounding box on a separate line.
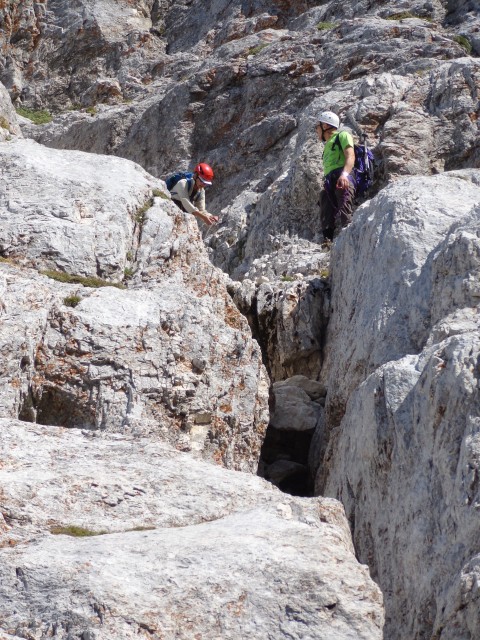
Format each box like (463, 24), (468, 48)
(317, 110), (340, 129)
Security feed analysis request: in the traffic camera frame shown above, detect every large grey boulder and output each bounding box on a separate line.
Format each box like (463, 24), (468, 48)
(0, 139), (161, 278)
(322, 170), (480, 426)
(0, 419), (384, 640)
(318, 169), (480, 639)
(0, 258), (268, 472)
(0, 139), (269, 471)
(324, 334), (480, 640)
(271, 378), (325, 432)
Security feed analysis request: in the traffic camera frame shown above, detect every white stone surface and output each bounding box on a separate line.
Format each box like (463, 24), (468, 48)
(0, 139), (161, 278)
(323, 171), (480, 421)
(0, 247), (268, 472)
(0, 142), (269, 471)
(1, 2), (479, 637)
(0, 419), (384, 640)
(320, 170), (480, 639)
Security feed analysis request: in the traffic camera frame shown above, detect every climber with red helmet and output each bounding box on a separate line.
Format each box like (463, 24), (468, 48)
(167, 163), (218, 226)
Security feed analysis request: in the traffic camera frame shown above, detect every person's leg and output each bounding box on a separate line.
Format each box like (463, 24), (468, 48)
(319, 188), (335, 241)
(333, 177), (356, 231)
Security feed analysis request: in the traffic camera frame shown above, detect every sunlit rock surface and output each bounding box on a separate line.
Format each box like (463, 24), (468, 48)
(319, 170), (480, 639)
(0, 419), (384, 640)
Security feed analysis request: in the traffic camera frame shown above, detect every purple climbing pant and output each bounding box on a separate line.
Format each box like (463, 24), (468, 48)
(319, 167), (356, 241)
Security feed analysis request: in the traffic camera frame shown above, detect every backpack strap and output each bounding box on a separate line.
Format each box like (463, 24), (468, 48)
(331, 132), (342, 151)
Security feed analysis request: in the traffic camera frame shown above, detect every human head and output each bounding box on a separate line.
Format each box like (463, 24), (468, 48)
(194, 162), (214, 186)
(316, 110), (340, 129)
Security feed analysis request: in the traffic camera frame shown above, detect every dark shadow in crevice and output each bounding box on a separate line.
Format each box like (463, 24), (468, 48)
(19, 385), (97, 430)
(258, 425), (315, 497)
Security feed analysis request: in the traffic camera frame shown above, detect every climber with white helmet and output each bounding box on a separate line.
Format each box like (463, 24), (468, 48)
(167, 163), (218, 226)
(316, 110), (355, 241)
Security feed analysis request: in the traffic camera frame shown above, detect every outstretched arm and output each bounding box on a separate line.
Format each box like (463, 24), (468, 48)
(193, 209), (219, 226)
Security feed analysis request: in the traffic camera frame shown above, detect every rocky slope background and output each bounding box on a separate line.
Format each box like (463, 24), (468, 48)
(0, 0), (479, 639)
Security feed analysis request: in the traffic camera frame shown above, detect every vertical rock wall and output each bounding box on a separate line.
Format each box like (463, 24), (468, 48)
(319, 171), (480, 639)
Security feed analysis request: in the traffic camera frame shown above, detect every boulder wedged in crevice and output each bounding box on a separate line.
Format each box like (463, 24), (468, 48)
(258, 375), (327, 497)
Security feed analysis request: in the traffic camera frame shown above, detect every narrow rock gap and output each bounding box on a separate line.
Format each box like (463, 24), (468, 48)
(258, 426), (315, 497)
(226, 283), (324, 498)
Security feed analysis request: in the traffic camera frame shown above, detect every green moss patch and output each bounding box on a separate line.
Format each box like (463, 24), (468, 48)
(454, 35), (473, 54)
(50, 525), (107, 537)
(135, 198), (154, 225)
(16, 107), (52, 125)
(42, 269), (126, 290)
(152, 188), (170, 199)
(63, 295), (82, 308)
(317, 21), (338, 30)
(386, 12), (416, 20)
(247, 43), (270, 56)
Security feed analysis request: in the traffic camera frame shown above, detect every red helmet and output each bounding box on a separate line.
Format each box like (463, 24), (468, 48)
(194, 163), (214, 185)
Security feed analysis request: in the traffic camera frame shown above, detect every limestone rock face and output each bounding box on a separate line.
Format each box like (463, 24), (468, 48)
(231, 276), (330, 382)
(10, 6), (477, 447)
(0, 81), (21, 139)
(0, 0), (166, 108)
(324, 340), (480, 640)
(322, 170), (480, 425)
(0, 139), (160, 278)
(1, 1), (480, 638)
(9, 3), (479, 286)
(0, 419), (384, 640)
(0, 139), (269, 471)
(0, 263), (267, 472)
(319, 169), (480, 639)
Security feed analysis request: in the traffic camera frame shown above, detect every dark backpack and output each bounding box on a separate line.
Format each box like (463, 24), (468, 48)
(332, 133), (375, 198)
(165, 171), (194, 192)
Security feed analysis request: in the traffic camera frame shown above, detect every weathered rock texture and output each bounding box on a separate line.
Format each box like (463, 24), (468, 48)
(0, 138), (157, 277)
(0, 81), (21, 139)
(0, 139), (269, 472)
(5, 2), (479, 395)
(0, 419), (384, 640)
(230, 275), (330, 381)
(0, 0), (166, 108)
(1, 1), (480, 638)
(6, 2), (478, 282)
(320, 170), (480, 639)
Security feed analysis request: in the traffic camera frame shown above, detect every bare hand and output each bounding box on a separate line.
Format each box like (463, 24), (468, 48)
(336, 173), (351, 190)
(196, 211), (219, 226)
